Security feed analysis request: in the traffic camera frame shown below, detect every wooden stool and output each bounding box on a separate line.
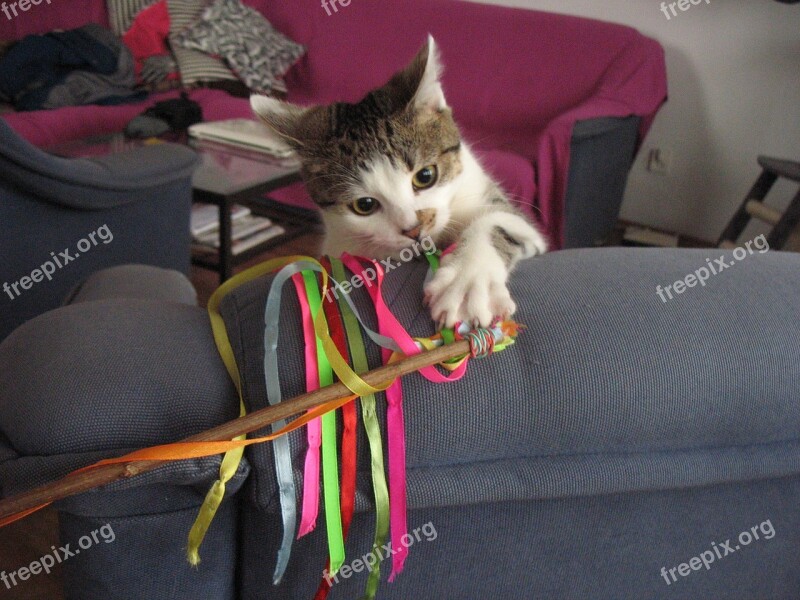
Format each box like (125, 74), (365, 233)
(717, 156), (800, 250)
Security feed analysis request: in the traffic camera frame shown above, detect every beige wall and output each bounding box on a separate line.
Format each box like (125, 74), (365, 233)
(469, 0), (800, 243)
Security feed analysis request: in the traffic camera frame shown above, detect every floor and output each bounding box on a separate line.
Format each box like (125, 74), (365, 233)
(0, 509), (61, 599)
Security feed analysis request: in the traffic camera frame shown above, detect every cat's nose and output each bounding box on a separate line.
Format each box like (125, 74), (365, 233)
(402, 224), (422, 241)
(402, 209), (436, 241)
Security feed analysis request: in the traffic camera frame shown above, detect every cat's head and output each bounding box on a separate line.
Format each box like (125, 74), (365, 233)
(251, 36), (462, 258)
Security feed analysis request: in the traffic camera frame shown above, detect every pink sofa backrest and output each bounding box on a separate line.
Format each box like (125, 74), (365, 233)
(0, 0), (108, 40)
(249, 0), (664, 160)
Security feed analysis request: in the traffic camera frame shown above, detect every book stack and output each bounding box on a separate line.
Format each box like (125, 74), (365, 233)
(191, 203), (285, 256)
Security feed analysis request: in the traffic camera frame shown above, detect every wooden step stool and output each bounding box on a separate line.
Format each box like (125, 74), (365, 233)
(717, 156), (800, 250)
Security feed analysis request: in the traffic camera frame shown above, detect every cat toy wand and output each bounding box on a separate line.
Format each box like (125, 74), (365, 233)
(0, 337), (479, 526)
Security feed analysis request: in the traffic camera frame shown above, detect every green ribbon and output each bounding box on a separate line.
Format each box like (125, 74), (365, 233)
(301, 269), (345, 575)
(331, 258), (390, 599)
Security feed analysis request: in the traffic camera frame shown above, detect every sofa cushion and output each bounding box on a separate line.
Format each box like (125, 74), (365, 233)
(217, 248), (800, 511)
(0, 299), (246, 497)
(174, 0), (305, 93)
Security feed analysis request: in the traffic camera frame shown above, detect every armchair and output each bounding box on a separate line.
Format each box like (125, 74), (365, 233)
(0, 119), (199, 340)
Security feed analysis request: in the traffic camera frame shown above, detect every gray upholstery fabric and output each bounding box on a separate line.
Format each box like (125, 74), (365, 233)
(565, 116), (640, 247)
(218, 248), (800, 598)
(243, 477), (800, 599)
(0, 248), (798, 598)
(0, 299), (244, 495)
(222, 248), (800, 509)
(66, 265), (198, 306)
(61, 502), (239, 600)
(0, 118), (200, 340)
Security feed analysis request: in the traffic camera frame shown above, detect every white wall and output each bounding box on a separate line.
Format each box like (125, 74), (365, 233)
(470, 0), (800, 243)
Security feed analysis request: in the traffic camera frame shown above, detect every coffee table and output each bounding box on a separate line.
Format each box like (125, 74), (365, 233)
(45, 133), (315, 283)
(188, 139), (311, 282)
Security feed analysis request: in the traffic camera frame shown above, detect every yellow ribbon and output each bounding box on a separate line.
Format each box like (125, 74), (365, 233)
(188, 256), (395, 566)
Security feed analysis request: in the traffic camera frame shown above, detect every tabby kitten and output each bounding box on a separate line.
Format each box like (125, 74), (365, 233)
(251, 36), (547, 327)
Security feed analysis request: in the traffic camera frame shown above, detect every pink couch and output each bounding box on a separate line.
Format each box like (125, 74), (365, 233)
(0, 0), (667, 247)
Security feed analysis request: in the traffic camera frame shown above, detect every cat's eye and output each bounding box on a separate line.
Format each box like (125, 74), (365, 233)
(412, 165), (438, 190)
(350, 197), (380, 216)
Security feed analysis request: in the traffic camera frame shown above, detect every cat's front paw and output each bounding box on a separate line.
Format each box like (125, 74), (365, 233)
(424, 255), (515, 329)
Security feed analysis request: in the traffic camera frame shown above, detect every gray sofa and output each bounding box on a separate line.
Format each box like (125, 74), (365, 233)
(1, 247), (799, 599)
(0, 119), (199, 341)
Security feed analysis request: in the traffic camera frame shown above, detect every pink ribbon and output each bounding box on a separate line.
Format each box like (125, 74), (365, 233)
(340, 254), (466, 579)
(292, 273), (321, 538)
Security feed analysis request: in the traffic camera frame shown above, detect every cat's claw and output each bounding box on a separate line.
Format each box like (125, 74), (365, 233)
(424, 258), (516, 329)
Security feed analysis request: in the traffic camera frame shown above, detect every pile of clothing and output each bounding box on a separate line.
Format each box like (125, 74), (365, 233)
(0, 23), (141, 111)
(0, 0), (305, 112)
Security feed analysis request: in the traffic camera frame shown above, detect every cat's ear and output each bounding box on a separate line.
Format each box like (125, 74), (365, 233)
(250, 95), (312, 152)
(383, 35), (447, 114)
(407, 35), (447, 113)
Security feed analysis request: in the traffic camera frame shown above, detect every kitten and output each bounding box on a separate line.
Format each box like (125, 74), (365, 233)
(251, 36), (547, 328)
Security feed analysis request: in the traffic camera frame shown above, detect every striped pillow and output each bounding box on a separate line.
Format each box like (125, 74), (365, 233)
(107, 0), (158, 35)
(168, 0), (238, 86)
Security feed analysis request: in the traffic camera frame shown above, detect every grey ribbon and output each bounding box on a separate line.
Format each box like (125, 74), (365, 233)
(262, 260), (402, 584)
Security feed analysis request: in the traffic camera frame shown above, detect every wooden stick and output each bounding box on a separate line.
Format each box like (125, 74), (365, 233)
(0, 339), (471, 522)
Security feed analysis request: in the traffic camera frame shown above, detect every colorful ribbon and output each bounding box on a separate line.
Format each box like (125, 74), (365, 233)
(0, 252), (521, 600)
(188, 254), (309, 566)
(331, 257), (390, 600)
(339, 253), (467, 580)
(312, 257), (358, 600)
(292, 272), (322, 538)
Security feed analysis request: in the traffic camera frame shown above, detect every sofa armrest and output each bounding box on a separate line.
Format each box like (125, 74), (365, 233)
(564, 115), (641, 247)
(0, 300), (245, 598)
(534, 83), (662, 245)
(0, 119), (199, 209)
(65, 265), (198, 306)
(0, 299), (242, 495)
(0, 120), (199, 338)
